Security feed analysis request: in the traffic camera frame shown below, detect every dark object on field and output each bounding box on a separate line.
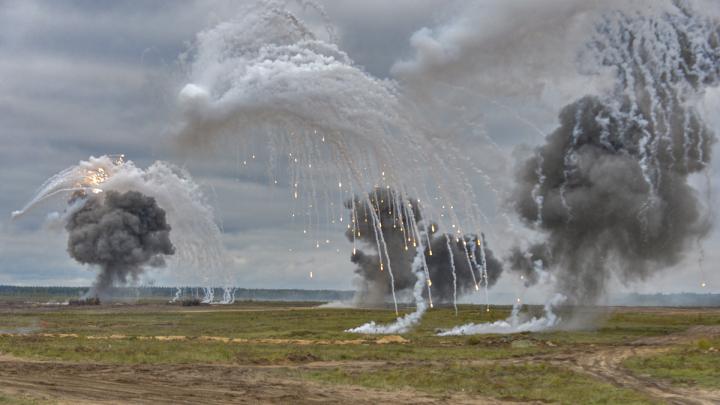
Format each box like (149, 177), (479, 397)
(286, 352), (320, 363)
(181, 298), (202, 306)
(68, 297), (101, 306)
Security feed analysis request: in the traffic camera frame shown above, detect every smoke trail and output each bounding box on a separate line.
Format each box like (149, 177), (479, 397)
(510, 3), (718, 304)
(66, 190), (175, 295)
(346, 188), (502, 305)
(346, 221), (429, 334)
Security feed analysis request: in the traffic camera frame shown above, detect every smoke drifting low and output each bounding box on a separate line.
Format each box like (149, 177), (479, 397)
(66, 190), (175, 295)
(510, 4), (718, 304)
(346, 188), (502, 305)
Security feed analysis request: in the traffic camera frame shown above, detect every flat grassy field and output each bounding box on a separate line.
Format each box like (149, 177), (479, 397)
(0, 301), (718, 404)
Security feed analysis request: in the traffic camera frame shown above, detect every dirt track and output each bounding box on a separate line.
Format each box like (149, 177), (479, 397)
(553, 325), (720, 405)
(0, 355), (510, 405)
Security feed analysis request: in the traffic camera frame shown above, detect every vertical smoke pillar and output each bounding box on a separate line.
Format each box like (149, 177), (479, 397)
(347, 188), (503, 306)
(510, 4), (718, 303)
(65, 190), (175, 296)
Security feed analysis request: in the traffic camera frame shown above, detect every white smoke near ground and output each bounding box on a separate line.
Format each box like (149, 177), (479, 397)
(346, 224), (429, 334)
(438, 293), (566, 336)
(11, 155), (234, 302)
(318, 300), (354, 309)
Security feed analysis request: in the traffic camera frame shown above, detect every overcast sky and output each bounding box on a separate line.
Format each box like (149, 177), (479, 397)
(1, 0), (718, 301)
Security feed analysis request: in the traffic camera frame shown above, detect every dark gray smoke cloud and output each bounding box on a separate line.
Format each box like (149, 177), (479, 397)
(510, 3), (718, 303)
(346, 188), (502, 305)
(425, 232), (502, 302)
(65, 190), (175, 296)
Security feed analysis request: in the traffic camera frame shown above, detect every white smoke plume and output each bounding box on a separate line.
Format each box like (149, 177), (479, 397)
(438, 294), (566, 336)
(173, 0), (497, 314)
(346, 223), (430, 334)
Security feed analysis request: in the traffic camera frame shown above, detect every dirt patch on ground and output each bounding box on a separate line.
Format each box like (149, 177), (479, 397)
(376, 335), (409, 344)
(1, 332), (405, 346)
(557, 325), (720, 405)
(0, 357), (505, 404)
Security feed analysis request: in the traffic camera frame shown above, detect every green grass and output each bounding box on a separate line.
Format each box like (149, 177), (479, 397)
(1, 305), (403, 340)
(0, 303), (718, 403)
(281, 362), (653, 404)
(4, 303), (707, 342)
(624, 338), (720, 389)
(0, 304), (711, 366)
(0, 334), (553, 365)
(0, 304), (648, 365)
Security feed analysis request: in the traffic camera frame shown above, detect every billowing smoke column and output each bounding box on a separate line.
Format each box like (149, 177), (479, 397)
(347, 188), (502, 306)
(13, 155), (233, 302)
(426, 232), (502, 303)
(510, 3), (718, 304)
(66, 190), (175, 295)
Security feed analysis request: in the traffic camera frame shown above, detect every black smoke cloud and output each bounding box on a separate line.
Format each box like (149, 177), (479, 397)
(425, 233), (502, 302)
(346, 188), (502, 305)
(65, 190), (175, 295)
(510, 4), (718, 304)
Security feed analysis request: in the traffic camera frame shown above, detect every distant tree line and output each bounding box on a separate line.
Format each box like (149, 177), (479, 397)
(614, 292), (720, 307)
(1, 285), (717, 306)
(0, 285), (354, 302)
